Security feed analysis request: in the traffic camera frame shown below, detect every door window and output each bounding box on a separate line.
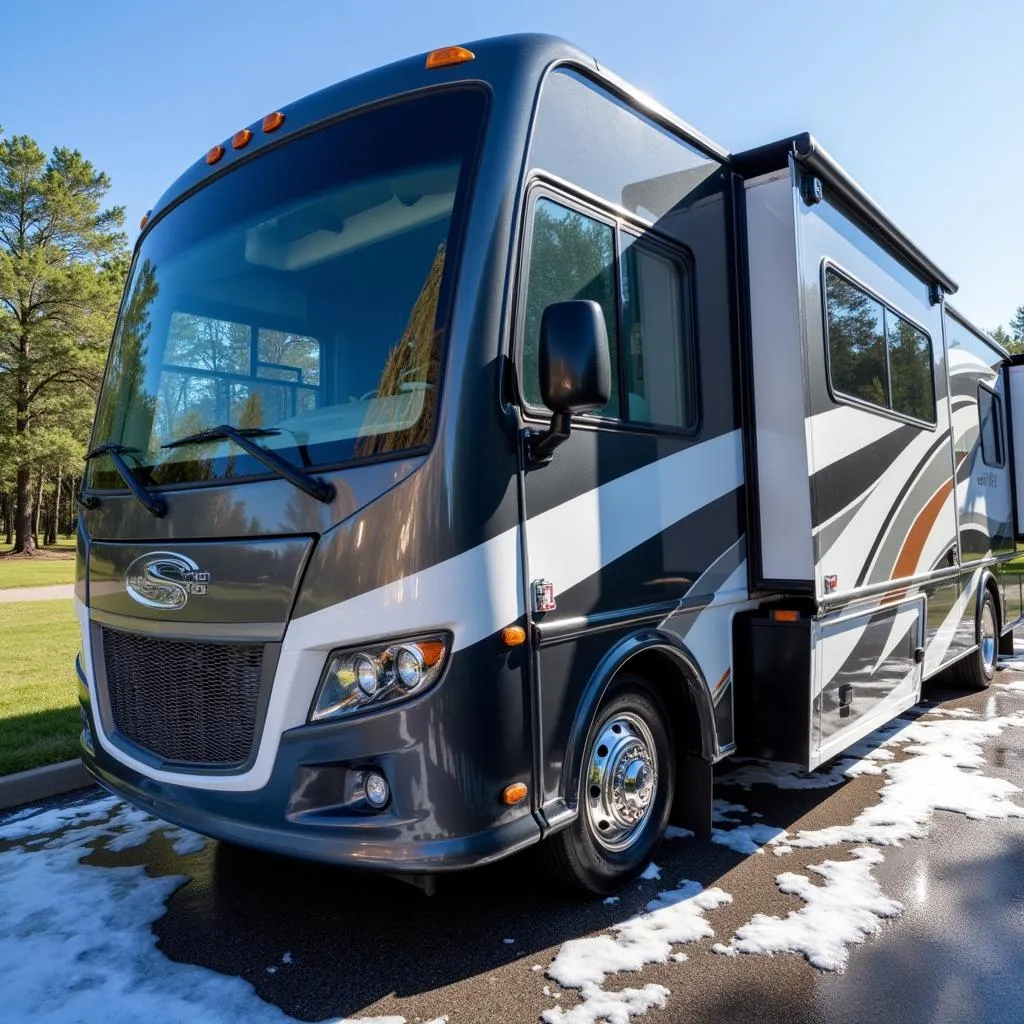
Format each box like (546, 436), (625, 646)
(520, 195), (695, 430)
(522, 198), (619, 417)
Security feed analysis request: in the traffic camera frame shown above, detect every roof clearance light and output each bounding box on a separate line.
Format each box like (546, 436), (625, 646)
(425, 45), (475, 70)
(231, 128), (253, 150)
(206, 145), (225, 166)
(139, 210), (151, 230)
(262, 111), (286, 133)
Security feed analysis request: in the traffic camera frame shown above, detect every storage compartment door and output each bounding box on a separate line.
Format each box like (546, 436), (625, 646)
(812, 598), (924, 767)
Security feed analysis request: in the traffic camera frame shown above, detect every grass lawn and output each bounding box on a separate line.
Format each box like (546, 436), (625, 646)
(0, 537), (76, 589)
(0, 599), (81, 776)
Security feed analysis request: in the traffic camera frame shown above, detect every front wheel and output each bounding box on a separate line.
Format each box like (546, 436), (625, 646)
(546, 677), (675, 895)
(954, 587), (999, 690)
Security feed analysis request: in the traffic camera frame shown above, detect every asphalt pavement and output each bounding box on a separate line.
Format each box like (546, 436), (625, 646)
(3, 670), (1024, 1024)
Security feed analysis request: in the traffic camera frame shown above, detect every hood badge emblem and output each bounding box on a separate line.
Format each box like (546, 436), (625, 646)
(125, 551), (211, 610)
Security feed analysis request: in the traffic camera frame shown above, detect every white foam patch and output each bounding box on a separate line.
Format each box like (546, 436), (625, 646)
(718, 721), (912, 791)
(783, 712), (1024, 850)
(639, 862), (661, 880)
(713, 848), (902, 971)
(996, 681), (1024, 692)
(711, 799), (747, 822)
(664, 826), (693, 840)
(711, 823), (790, 856)
(714, 708), (1024, 973)
(542, 880), (732, 1024)
(0, 797), (419, 1024)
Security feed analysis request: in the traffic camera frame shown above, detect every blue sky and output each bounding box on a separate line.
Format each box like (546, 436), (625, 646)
(2, 0), (1021, 330)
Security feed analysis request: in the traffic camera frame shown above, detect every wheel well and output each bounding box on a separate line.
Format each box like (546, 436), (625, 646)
(985, 576), (1001, 625)
(619, 648), (706, 759)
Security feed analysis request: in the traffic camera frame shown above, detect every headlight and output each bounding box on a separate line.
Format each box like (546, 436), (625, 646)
(309, 634), (450, 722)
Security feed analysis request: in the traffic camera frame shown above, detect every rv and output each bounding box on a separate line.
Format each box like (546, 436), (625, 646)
(75, 34), (1022, 894)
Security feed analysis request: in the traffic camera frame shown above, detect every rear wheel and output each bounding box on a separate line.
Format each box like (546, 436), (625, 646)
(546, 676), (675, 895)
(954, 587), (999, 690)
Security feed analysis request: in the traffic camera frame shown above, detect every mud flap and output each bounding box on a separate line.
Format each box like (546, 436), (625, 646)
(671, 755), (712, 837)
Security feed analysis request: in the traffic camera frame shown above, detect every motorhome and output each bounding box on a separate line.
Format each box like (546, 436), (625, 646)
(75, 34), (1022, 894)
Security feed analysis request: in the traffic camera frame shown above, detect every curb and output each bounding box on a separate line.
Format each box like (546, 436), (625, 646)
(0, 759), (94, 812)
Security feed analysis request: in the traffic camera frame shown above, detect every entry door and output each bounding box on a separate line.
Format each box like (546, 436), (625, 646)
(514, 188), (744, 815)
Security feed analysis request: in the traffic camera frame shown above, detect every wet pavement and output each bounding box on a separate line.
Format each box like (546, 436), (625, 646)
(3, 671), (1024, 1024)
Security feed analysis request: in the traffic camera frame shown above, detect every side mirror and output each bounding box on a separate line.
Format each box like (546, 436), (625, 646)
(527, 300), (611, 463)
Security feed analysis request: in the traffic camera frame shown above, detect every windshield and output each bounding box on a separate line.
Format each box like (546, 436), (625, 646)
(89, 88), (487, 490)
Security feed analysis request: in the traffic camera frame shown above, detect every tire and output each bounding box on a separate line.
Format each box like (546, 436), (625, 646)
(546, 675), (675, 896)
(954, 586), (999, 690)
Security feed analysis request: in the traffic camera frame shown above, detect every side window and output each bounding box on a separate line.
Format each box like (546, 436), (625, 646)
(824, 266), (935, 424)
(522, 198), (619, 416)
(979, 386), (1004, 467)
(825, 271), (887, 407)
(621, 235), (695, 428)
(886, 313), (933, 422)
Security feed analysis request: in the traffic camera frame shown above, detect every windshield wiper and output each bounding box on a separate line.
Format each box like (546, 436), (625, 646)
(84, 444), (167, 517)
(162, 424), (335, 504)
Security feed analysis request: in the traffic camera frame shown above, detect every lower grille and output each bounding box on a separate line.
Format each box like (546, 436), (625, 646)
(100, 628), (264, 767)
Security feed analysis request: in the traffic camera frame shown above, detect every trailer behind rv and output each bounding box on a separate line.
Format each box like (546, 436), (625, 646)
(74, 35), (1023, 893)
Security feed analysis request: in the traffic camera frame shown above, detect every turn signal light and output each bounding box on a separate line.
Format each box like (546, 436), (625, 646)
(425, 45), (475, 69)
(262, 111), (286, 132)
(502, 626), (527, 647)
(771, 609), (800, 622)
(206, 145), (225, 165)
(231, 128), (253, 150)
(502, 783), (528, 805)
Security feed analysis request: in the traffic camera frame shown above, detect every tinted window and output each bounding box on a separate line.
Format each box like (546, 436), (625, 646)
(824, 267), (935, 423)
(621, 235), (695, 428)
(825, 270), (888, 407)
(886, 312), (933, 421)
(522, 198), (619, 416)
(979, 386), (1004, 467)
(530, 69), (720, 221)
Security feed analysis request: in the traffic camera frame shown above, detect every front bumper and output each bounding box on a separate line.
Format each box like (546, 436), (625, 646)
(78, 661), (541, 873)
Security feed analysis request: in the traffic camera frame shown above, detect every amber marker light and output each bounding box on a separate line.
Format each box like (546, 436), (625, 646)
(206, 145), (225, 165)
(139, 210), (151, 230)
(262, 111), (286, 133)
(416, 640), (446, 667)
(231, 128), (253, 150)
(502, 783), (528, 805)
(771, 609), (800, 622)
(502, 626), (527, 647)
(425, 45), (475, 69)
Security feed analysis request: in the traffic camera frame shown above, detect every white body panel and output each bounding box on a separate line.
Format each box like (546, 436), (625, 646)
(744, 171), (814, 584)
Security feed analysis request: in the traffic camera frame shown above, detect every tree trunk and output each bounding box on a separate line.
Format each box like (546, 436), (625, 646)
(33, 470), (44, 550)
(50, 465), (62, 545)
(3, 494), (10, 546)
(12, 463), (35, 555)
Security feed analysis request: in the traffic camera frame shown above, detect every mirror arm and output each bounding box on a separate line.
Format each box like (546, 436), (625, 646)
(525, 412), (572, 465)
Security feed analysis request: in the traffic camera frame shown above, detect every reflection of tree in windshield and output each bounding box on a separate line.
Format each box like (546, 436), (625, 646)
(355, 243), (446, 457)
(92, 259), (159, 457)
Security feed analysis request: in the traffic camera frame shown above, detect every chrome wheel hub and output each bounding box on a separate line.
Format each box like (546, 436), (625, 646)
(982, 601), (997, 672)
(584, 712), (659, 852)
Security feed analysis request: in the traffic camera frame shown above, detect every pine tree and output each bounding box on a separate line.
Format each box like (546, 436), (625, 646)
(0, 130), (126, 553)
(1010, 305), (1024, 344)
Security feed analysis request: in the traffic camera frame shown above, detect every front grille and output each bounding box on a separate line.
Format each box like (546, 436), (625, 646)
(100, 628), (264, 767)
